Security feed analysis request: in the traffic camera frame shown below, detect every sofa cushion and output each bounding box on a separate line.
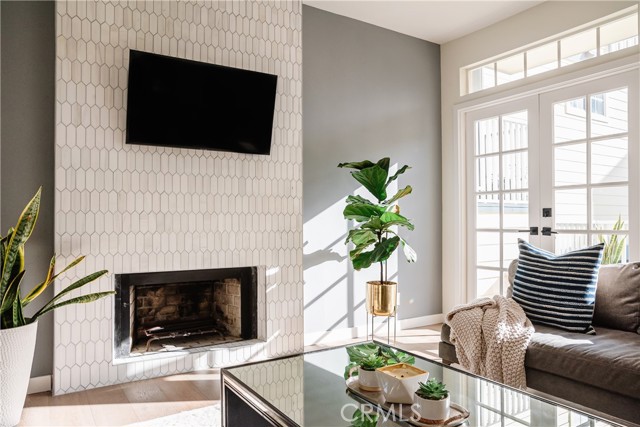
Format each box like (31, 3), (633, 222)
(512, 239), (604, 333)
(593, 262), (640, 333)
(525, 324), (640, 400)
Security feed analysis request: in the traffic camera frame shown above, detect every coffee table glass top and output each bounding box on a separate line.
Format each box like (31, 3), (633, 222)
(223, 341), (620, 426)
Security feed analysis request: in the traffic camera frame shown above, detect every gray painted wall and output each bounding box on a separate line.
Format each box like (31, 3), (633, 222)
(302, 6), (442, 335)
(1, 1), (55, 377)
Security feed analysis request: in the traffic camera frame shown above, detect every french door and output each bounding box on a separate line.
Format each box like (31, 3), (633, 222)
(467, 70), (639, 300)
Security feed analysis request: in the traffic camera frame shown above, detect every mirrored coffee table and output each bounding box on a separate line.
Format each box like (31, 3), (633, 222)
(221, 341), (625, 426)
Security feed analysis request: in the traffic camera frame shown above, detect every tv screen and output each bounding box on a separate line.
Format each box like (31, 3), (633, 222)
(125, 50), (277, 155)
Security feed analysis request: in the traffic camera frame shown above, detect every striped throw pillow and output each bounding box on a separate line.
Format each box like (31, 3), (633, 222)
(512, 239), (604, 334)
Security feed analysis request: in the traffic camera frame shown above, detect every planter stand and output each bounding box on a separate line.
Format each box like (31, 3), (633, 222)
(366, 308), (397, 345)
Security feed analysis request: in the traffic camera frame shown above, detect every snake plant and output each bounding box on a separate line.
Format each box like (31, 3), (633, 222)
(598, 216), (627, 265)
(338, 158), (416, 284)
(0, 188), (113, 329)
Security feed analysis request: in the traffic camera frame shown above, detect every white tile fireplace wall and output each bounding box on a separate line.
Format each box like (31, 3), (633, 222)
(54, 0), (303, 395)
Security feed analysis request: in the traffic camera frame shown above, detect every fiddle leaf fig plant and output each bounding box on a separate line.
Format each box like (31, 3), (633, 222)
(338, 158), (416, 284)
(0, 188), (113, 329)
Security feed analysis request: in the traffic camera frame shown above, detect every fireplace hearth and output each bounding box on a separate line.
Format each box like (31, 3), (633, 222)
(114, 267), (257, 361)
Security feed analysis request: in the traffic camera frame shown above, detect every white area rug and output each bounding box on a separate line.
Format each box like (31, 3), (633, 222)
(127, 403), (221, 427)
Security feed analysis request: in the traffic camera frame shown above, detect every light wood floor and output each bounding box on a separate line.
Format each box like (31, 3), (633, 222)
(19, 324), (442, 426)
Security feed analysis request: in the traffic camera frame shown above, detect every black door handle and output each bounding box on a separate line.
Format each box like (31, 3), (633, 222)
(518, 226), (538, 235)
(542, 227), (558, 236)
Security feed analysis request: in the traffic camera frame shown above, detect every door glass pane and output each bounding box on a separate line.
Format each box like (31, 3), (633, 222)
(555, 233), (589, 254)
(592, 186), (628, 230)
(476, 155), (500, 192)
(591, 88), (628, 137)
(502, 111), (528, 151)
(503, 192), (528, 229)
(554, 143), (586, 186)
(476, 117), (500, 155)
(477, 194), (500, 229)
(477, 268), (501, 299)
(560, 28), (597, 66)
(526, 41), (558, 76)
(554, 98), (587, 143)
(477, 232), (501, 267)
(503, 232), (523, 269)
(591, 137), (628, 184)
(592, 234), (630, 264)
(555, 189), (587, 230)
(503, 152), (528, 190)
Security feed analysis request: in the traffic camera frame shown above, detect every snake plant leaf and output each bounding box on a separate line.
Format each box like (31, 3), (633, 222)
(351, 165), (388, 202)
(345, 195), (375, 206)
(33, 291), (115, 319)
(383, 185), (412, 205)
(352, 237), (400, 270)
(343, 203), (385, 222)
(399, 237), (417, 263)
(385, 165), (410, 189)
(33, 270), (108, 319)
(345, 229), (377, 246)
(12, 288), (26, 327)
(0, 270), (25, 315)
(379, 212), (415, 231)
(0, 188), (41, 300)
(22, 255), (86, 307)
(337, 160), (376, 170)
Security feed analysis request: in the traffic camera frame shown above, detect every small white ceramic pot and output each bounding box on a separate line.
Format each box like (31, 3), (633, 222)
(350, 366), (382, 391)
(376, 363), (429, 404)
(414, 393), (451, 421)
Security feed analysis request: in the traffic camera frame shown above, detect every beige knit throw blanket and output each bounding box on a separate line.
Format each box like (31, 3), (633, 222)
(446, 296), (534, 389)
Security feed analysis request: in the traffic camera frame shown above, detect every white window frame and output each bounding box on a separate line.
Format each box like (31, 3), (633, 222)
(445, 53), (639, 311)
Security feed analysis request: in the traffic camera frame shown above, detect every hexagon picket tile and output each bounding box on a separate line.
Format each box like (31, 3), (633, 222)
(54, 0), (302, 395)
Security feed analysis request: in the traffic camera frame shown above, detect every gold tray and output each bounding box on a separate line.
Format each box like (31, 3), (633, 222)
(346, 377), (470, 427)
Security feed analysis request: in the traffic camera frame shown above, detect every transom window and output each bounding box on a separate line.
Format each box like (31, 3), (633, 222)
(462, 7), (638, 95)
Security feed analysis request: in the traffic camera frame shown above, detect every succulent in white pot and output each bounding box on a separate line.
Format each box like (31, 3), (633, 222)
(414, 379), (450, 421)
(0, 188), (113, 426)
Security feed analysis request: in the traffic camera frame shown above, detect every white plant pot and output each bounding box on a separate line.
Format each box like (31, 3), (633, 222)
(414, 394), (450, 421)
(357, 367), (381, 392)
(376, 363), (429, 404)
(0, 321), (38, 427)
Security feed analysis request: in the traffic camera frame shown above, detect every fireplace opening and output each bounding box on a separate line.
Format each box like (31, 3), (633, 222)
(114, 267), (257, 360)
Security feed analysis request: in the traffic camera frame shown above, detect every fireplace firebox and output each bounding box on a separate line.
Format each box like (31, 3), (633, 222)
(114, 267), (257, 360)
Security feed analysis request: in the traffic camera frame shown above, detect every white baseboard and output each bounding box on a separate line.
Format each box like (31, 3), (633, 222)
(304, 313), (443, 346)
(27, 375), (51, 394)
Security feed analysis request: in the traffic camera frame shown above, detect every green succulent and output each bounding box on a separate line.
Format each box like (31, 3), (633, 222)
(344, 343), (415, 379)
(0, 188), (113, 329)
(359, 354), (385, 371)
(416, 379), (449, 401)
(350, 408), (378, 427)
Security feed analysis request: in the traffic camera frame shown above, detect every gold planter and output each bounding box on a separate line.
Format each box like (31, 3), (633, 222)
(366, 281), (397, 316)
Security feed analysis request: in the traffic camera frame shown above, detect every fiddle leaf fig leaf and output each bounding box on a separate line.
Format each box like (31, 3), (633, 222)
(384, 185), (412, 205)
(399, 237), (417, 263)
(345, 229), (377, 247)
(343, 204), (385, 222)
(385, 165), (410, 188)
(380, 212), (415, 231)
(345, 195), (375, 206)
(351, 165), (388, 202)
(337, 160), (376, 170)
(376, 157), (390, 174)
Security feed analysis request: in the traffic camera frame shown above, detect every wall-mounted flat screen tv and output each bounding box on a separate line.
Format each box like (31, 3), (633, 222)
(126, 50), (277, 155)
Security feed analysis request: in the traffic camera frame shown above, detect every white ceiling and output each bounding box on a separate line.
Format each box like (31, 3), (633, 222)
(304, 1), (545, 44)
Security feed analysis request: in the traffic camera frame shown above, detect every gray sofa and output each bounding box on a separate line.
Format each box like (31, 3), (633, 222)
(439, 261), (640, 425)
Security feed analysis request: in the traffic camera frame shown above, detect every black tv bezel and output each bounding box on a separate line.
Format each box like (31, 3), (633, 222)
(125, 49), (277, 156)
